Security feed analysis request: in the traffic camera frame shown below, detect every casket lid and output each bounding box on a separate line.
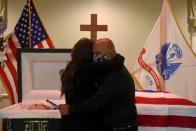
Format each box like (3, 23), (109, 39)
(17, 48), (71, 102)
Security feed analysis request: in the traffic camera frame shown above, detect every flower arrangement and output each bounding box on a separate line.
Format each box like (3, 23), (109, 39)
(0, 34), (10, 68)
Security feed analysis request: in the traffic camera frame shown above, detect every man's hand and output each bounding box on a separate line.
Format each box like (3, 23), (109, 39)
(59, 104), (70, 116)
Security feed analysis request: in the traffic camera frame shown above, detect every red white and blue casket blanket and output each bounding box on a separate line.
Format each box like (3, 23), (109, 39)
(136, 90), (196, 131)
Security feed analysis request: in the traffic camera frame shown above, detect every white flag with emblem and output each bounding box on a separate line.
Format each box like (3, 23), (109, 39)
(131, 0), (196, 102)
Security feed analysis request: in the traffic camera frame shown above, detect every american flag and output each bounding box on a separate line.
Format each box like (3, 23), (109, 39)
(136, 91), (196, 130)
(0, 0), (54, 104)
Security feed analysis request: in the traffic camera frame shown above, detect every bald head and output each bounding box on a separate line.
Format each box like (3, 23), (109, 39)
(93, 38), (116, 60)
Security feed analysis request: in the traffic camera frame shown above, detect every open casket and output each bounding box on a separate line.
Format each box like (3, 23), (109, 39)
(0, 49), (71, 131)
(0, 49), (196, 131)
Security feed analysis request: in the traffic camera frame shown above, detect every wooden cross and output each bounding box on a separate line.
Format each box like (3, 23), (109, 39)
(80, 14), (108, 41)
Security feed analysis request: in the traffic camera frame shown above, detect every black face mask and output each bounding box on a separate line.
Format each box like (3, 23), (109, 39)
(93, 53), (108, 62)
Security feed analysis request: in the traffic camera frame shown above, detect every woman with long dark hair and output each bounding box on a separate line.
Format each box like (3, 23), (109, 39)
(61, 38), (95, 103)
(60, 38), (98, 131)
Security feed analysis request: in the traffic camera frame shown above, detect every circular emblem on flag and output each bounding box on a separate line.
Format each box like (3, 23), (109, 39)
(155, 43), (183, 80)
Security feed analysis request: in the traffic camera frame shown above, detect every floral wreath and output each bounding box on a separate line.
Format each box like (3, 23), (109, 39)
(0, 34), (10, 68)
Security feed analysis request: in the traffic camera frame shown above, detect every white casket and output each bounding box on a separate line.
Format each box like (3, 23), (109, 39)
(0, 48), (71, 131)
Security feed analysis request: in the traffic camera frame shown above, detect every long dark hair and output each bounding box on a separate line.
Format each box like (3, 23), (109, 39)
(61, 38), (94, 98)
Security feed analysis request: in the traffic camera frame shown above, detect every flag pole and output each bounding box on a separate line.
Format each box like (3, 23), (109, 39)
(159, 0), (167, 91)
(28, 0), (32, 48)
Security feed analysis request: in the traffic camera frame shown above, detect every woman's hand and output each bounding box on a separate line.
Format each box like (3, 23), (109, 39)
(59, 104), (70, 116)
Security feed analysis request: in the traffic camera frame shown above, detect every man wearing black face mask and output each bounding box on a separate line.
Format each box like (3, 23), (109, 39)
(59, 38), (138, 131)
